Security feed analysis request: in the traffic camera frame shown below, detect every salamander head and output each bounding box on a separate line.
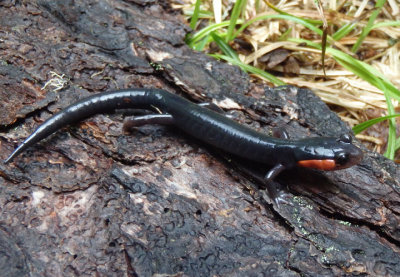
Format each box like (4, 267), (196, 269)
(295, 134), (363, 171)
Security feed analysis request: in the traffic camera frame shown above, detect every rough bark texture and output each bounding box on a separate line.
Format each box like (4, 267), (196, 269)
(0, 1), (399, 276)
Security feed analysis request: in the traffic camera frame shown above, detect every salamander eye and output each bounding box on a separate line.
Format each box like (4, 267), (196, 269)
(338, 134), (352, 144)
(336, 152), (349, 165)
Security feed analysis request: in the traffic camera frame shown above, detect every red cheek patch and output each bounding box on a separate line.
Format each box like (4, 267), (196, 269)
(297, 159), (336, 170)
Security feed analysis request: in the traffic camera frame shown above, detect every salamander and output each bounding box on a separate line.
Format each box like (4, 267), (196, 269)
(4, 88), (363, 205)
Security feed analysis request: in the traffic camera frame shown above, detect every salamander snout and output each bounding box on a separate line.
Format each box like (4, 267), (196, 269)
(334, 141), (363, 169)
(296, 135), (363, 171)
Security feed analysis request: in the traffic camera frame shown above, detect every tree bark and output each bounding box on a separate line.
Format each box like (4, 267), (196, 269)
(0, 1), (399, 276)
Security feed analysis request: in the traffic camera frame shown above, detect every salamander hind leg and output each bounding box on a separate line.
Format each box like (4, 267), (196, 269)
(123, 114), (174, 132)
(264, 164), (292, 208)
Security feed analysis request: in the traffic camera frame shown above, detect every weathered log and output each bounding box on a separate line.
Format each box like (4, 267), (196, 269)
(0, 1), (399, 276)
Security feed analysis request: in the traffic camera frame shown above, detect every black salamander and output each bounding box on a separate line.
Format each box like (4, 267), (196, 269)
(4, 89), (363, 205)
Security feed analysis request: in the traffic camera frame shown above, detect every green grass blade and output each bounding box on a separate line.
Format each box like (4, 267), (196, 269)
(352, 114), (400, 134)
(194, 34), (211, 51)
(189, 0), (202, 30)
(332, 8), (399, 43)
(333, 53), (400, 102)
(255, 0), (260, 12)
(379, 77), (397, 159)
(233, 14), (323, 41)
(278, 27), (292, 41)
(395, 137), (400, 151)
(183, 9), (213, 19)
(352, 0), (386, 52)
(384, 114), (396, 159)
(332, 15), (400, 41)
(212, 54), (286, 86)
(210, 32), (239, 60)
(371, 21), (400, 29)
(263, 1), (322, 24)
(289, 38), (400, 102)
(226, 0), (246, 42)
(384, 102), (396, 159)
(332, 21), (358, 41)
(186, 21), (236, 46)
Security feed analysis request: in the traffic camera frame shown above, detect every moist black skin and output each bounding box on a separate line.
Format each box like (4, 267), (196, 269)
(4, 89), (363, 205)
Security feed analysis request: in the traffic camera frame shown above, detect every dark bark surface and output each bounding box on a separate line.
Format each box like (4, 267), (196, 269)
(0, 1), (399, 276)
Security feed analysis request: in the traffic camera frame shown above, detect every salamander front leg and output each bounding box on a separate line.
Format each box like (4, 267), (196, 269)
(123, 114), (174, 132)
(264, 164), (292, 207)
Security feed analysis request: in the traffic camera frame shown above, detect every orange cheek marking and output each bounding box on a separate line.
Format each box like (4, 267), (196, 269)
(297, 159), (336, 170)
